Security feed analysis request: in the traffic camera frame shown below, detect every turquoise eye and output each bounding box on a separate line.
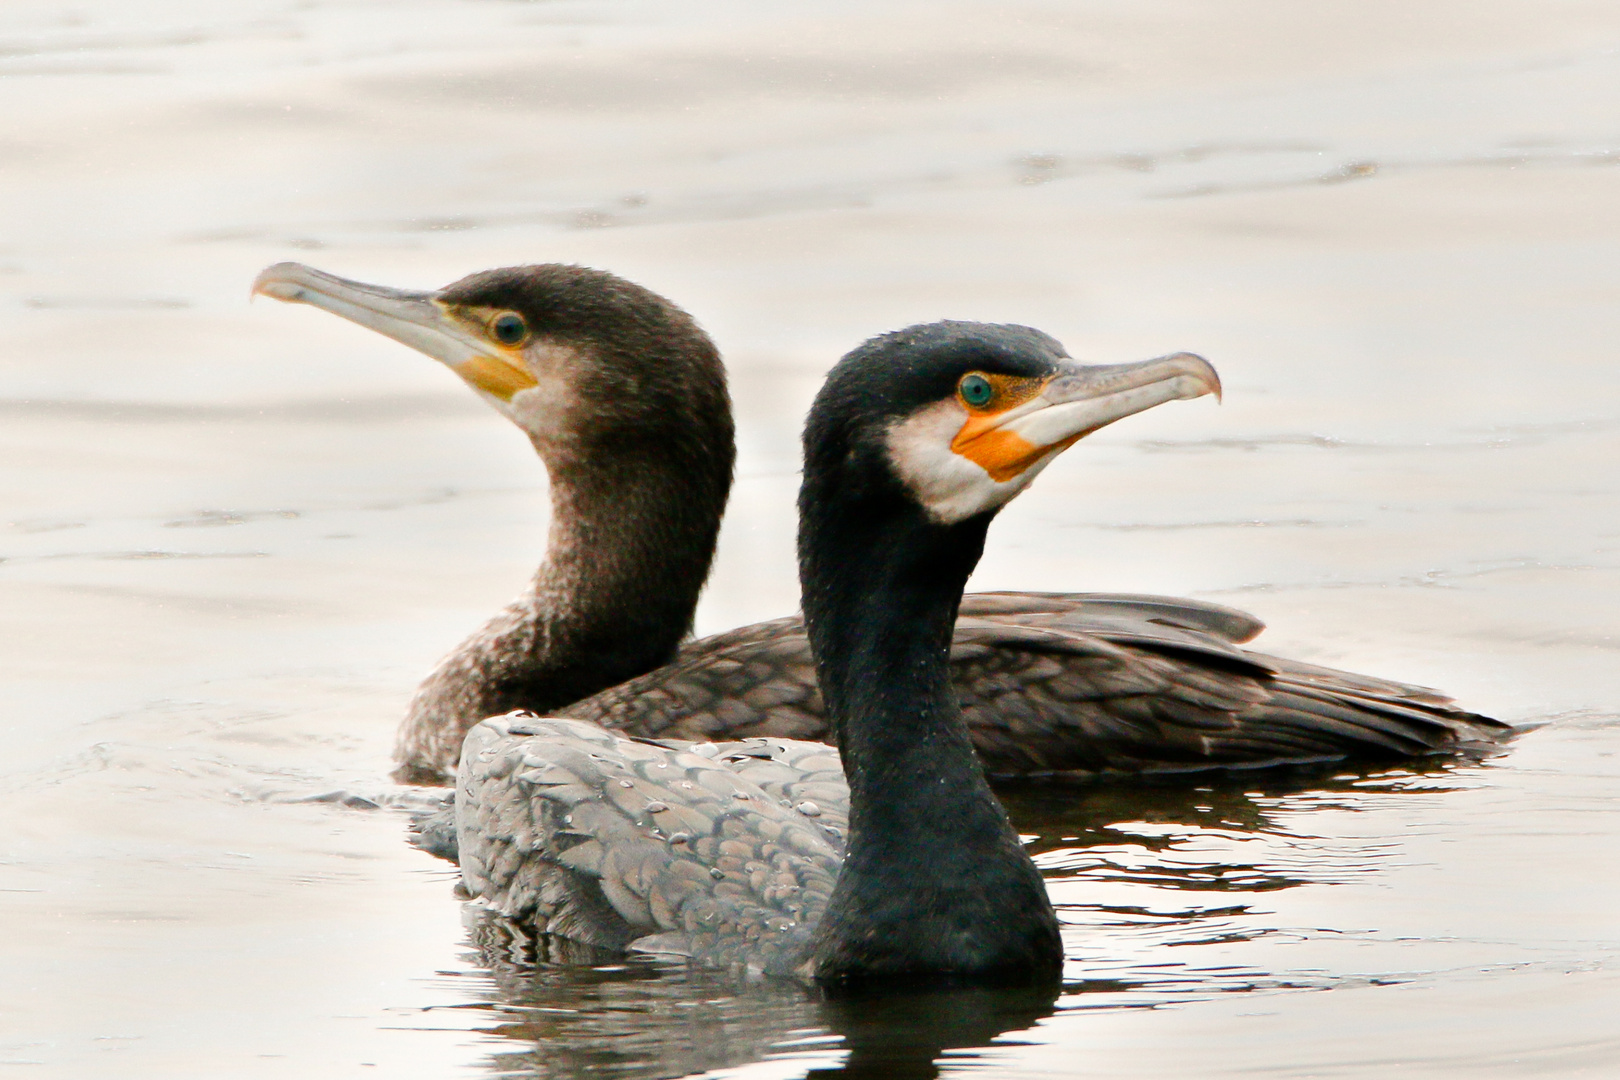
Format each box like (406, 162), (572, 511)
(492, 312), (528, 346)
(959, 374), (994, 408)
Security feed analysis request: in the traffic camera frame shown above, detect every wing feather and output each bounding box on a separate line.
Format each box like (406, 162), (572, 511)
(557, 592), (1509, 778)
(456, 714), (842, 974)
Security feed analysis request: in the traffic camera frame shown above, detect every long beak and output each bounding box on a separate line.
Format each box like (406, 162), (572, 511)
(251, 262), (537, 401)
(952, 353), (1220, 481)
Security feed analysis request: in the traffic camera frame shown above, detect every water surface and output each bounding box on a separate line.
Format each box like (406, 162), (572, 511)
(3, 1), (1619, 1076)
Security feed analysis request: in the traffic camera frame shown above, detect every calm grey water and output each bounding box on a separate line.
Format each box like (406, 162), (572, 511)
(3, 1), (1619, 1076)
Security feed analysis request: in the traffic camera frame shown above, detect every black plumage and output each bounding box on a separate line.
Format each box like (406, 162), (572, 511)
(458, 322), (1088, 980)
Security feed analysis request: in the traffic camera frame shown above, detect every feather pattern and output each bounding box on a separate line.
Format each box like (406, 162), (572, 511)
(456, 714), (846, 976)
(560, 591), (1508, 778)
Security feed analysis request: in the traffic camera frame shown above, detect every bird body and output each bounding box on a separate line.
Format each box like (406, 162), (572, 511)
(253, 260), (1508, 790)
(253, 261), (736, 784)
(253, 260), (1506, 978)
(453, 320), (1219, 979)
(559, 590), (1498, 779)
(457, 319), (1172, 980)
(456, 715), (845, 976)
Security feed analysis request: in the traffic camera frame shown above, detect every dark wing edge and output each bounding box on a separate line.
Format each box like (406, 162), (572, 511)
(950, 615), (1509, 779)
(959, 591), (1268, 644)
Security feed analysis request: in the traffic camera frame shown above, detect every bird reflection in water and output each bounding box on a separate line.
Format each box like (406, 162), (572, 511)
(463, 918), (1059, 1080)
(448, 758), (1493, 1079)
(810, 983), (1058, 1080)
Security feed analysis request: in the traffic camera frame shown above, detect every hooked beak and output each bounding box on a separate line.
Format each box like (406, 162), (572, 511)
(251, 262), (538, 401)
(951, 353), (1221, 482)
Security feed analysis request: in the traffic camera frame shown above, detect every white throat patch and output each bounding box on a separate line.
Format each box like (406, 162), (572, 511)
(884, 400), (1059, 525)
(492, 340), (583, 447)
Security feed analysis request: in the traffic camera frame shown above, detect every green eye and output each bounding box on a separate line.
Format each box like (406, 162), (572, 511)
(492, 312), (528, 346)
(958, 374), (994, 408)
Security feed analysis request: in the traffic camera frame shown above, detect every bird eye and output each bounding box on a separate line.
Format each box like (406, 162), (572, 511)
(958, 374), (995, 409)
(491, 312), (528, 346)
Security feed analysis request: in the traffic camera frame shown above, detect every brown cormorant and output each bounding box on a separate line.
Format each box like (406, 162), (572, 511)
(252, 262), (1509, 790)
(458, 321), (1192, 979)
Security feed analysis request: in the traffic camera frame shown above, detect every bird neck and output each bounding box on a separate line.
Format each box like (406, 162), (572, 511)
(540, 445), (720, 659)
(398, 432), (730, 781)
(798, 491), (1062, 983)
(498, 433), (733, 702)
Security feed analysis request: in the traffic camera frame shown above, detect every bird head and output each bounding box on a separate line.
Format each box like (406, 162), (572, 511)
(251, 261), (731, 470)
(803, 321), (1220, 528)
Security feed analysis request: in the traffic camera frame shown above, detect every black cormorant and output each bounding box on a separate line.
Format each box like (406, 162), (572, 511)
(458, 321), (1200, 979)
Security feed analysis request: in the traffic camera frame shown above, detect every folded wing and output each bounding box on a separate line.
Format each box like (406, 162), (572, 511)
(560, 592), (1509, 776)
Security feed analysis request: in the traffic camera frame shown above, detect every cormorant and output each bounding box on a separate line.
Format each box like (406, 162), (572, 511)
(458, 321), (1194, 979)
(252, 261), (1508, 790)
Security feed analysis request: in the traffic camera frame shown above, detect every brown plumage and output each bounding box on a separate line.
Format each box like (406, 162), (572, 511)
(561, 591), (1504, 780)
(253, 261), (1510, 792)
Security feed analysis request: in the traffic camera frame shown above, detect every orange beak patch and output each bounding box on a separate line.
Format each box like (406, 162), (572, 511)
(456, 351), (538, 401)
(951, 411), (1084, 483)
(948, 373), (1064, 482)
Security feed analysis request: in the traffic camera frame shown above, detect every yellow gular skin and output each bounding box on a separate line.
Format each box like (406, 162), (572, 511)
(443, 304), (539, 401)
(457, 352), (538, 401)
(948, 374), (1060, 483)
(951, 418), (1083, 483)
